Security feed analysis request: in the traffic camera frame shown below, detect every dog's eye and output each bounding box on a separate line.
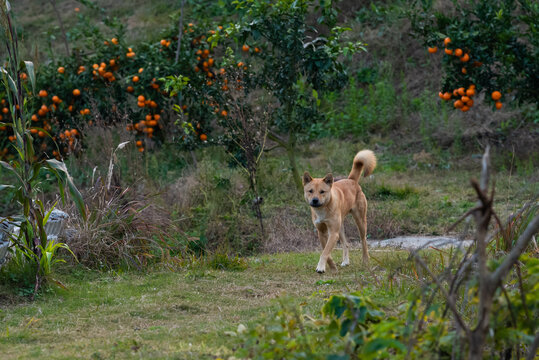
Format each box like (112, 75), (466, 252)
(320, 190), (325, 194)
(308, 189), (313, 193)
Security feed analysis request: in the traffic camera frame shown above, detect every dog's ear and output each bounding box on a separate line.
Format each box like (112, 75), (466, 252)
(323, 173), (334, 186)
(302, 171), (313, 186)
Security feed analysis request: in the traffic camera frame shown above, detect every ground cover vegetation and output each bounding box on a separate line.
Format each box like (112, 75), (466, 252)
(0, 0), (538, 358)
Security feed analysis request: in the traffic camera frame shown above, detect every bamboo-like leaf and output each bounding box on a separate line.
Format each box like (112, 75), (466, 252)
(43, 200), (58, 226)
(0, 67), (17, 95)
(0, 184), (14, 191)
(45, 159), (86, 220)
(24, 61), (35, 95)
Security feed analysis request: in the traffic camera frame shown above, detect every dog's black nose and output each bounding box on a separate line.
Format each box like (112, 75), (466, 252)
(311, 198), (319, 206)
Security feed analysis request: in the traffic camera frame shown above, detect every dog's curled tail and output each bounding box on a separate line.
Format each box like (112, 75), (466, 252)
(348, 150), (376, 182)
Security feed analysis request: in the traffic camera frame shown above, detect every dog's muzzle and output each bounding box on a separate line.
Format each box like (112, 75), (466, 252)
(310, 198), (321, 207)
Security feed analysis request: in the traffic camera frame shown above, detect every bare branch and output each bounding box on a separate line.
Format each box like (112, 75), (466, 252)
(490, 214), (539, 287)
(174, 0), (186, 64)
(412, 254), (471, 336)
(526, 331), (539, 360)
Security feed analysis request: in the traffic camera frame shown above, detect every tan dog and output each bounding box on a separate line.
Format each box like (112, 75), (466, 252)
(303, 150), (376, 273)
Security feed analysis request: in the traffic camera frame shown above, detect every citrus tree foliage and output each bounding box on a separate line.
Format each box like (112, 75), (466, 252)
(411, 0), (539, 111)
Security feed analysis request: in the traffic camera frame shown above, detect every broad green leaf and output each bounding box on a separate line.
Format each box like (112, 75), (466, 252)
(45, 159), (86, 220)
(23, 61), (35, 95)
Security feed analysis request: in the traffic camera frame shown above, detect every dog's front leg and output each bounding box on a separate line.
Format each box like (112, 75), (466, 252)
(316, 231), (339, 273)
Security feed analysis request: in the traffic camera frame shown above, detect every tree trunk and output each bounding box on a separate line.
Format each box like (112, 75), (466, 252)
(50, 0), (70, 56)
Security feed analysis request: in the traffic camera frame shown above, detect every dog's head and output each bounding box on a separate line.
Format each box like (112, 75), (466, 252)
(302, 172), (333, 208)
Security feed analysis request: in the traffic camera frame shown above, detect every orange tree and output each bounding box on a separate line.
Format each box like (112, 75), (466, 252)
(410, 0), (539, 113)
(0, 5), (229, 160)
(216, 0), (366, 191)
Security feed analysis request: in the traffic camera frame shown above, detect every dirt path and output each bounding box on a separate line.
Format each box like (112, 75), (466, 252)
(368, 236), (472, 250)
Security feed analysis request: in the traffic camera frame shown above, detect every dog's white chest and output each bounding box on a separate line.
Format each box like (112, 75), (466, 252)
(312, 209), (328, 226)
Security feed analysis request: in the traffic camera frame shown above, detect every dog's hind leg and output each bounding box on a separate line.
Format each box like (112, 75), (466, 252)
(352, 208), (370, 263)
(339, 225), (350, 267)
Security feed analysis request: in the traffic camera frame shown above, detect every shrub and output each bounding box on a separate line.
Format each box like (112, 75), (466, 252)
(410, 0), (539, 112)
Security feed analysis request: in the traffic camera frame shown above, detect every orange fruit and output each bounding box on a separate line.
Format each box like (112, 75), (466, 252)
(242, 44), (249, 52)
(83, 108), (90, 115)
(442, 92), (451, 101)
(73, 89), (81, 96)
(466, 88), (475, 97)
(30, 128), (38, 134)
(111, 38), (119, 45)
(133, 76), (140, 82)
(31, 114), (38, 121)
(39, 89), (48, 97)
(38, 109), (46, 116)
(203, 49), (210, 56)
(38, 131), (46, 138)
(138, 147), (144, 153)
(237, 61), (244, 67)
(454, 48), (463, 57)
(454, 100), (464, 108)
(138, 95), (145, 102)
(254, 47), (261, 53)
(145, 114), (152, 121)
(160, 39), (167, 46)
(148, 120), (157, 127)
(428, 47), (437, 54)
(136, 140), (142, 147)
(461, 67), (467, 74)
(58, 67), (65, 74)
(154, 114), (161, 120)
(457, 88), (465, 96)
(221, 110), (227, 117)
(137, 101), (145, 108)
(200, 134), (207, 141)
(495, 101), (502, 109)
(466, 99), (474, 106)
(491, 91), (502, 101)
(460, 53), (470, 62)
(461, 105), (470, 112)
(443, 37), (451, 46)
(444, 48), (453, 55)
(194, 66), (200, 72)
(127, 86), (134, 93)
(461, 96), (470, 103)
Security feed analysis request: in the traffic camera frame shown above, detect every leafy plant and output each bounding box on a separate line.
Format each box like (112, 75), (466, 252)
(410, 0), (539, 112)
(0, 1), (84, 298)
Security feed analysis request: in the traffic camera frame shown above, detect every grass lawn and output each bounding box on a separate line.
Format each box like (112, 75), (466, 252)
(0, 250), (417, 359)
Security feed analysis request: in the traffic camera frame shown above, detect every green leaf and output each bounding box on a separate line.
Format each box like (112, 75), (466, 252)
(45, 159), (86, 220)
(24, 61), (36, 95)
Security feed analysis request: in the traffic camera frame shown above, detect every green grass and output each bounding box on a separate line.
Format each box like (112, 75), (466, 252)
(0, 250), (420, 359)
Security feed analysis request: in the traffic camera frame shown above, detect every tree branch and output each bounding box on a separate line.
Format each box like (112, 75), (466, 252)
(412, 254), (471, 337)
(490, 214), (539, 287)
(174, 0), (186, 64)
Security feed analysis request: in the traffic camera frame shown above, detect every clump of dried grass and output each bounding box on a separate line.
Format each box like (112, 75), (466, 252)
(65, 178), (184, 270)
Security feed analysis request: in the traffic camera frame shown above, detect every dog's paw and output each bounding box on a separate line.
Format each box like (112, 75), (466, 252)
(340, 260), (350, 267)
(316, 268), (325, 274)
